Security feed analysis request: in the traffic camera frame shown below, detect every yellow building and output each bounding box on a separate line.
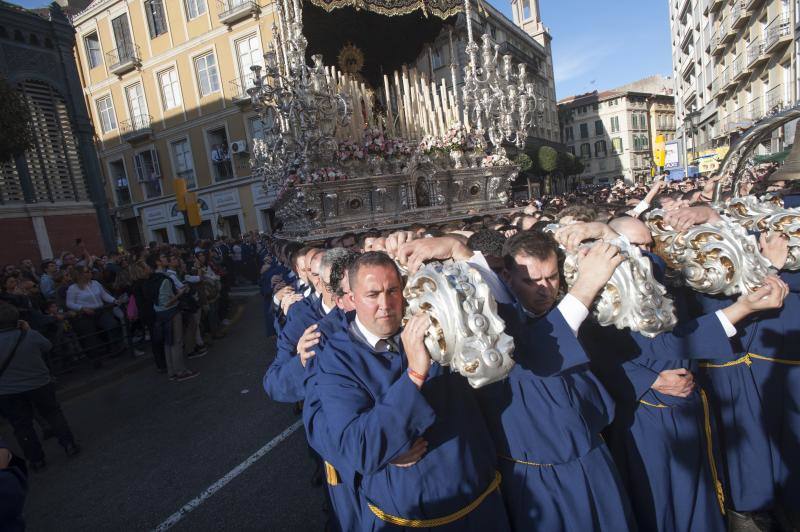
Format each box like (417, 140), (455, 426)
(73, 0), (278, 247)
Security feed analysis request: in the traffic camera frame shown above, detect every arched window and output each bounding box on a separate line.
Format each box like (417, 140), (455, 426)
(16, 79), (88, 203)
(29, 34), (39, 46)
(13, 29), (24, 42)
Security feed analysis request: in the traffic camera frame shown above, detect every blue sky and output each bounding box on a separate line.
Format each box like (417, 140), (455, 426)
(15, 0), (674, 100)
(486, 0), (673, 100)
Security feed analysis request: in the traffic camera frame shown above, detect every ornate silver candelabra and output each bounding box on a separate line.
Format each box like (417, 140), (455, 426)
(460, 0), (538, 154)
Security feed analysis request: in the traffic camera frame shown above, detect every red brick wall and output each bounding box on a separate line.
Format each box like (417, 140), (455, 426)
(46, 213), (106, 260)
(0, 212), (106, 266)
(0, 218), (39, 266)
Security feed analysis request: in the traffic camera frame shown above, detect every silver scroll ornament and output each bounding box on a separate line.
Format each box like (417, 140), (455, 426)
(725, 194), (800, 270)
(403, 261), (515, 388)
(559, 237), (677, 338)
(645, 209), (771, 296)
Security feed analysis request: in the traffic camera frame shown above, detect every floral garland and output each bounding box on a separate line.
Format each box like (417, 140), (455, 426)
(481, 154), (512, 167)
(338, 139), (365, 161)
(420, 124), (486, 154)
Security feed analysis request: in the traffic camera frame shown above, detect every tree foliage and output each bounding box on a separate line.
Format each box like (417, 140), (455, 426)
(538, 146), (558, 173)
(0, 77), (33, 163)
(515, 153), (533, 172)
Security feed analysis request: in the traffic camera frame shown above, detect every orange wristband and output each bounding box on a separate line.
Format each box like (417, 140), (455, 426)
(407, 368), (427, 382)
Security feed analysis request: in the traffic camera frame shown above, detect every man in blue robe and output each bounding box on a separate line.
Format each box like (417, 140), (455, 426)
(301, 248), (361, 531)
(316, 252), (509, 530)
(396, 233), (633, 531)
(264, 248), (329, 403)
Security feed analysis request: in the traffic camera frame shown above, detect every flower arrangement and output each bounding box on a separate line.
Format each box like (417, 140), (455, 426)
(363, 127), (387, 155)
(481, 154), (512, 167)
(418, 134), (446, 154)
(338, 139), (365, 161)
(308, 167), (347, 183)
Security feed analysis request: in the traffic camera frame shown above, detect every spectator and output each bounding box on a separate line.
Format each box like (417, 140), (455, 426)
(0, 302), (80, 472)
(0, 437), (27, 532)
(65, 265), (121, 367)
(39, 260), (57, 301)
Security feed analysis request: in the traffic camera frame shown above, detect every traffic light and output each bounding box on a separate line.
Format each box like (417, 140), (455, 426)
(186, 191), (202, 227)
(175, 177), (188, 211)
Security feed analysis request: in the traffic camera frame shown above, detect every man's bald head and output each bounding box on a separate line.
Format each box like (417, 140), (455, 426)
(608, 216), (653, 249)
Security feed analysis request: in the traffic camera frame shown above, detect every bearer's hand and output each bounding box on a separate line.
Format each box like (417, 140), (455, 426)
(759, 231), (790, 270)
(401, 313), (432, 387)
(397, 237), (473, 273)
(555, 222), (618, 251)
(652, 369), (694, 398)
(390, 438), (428, 468)
(298, 324), (320, 367)
(281, 293), (304, 314)
(569, 243), (624, 308)
(384, 231), (417, 259)
(663, 206), (722, 232)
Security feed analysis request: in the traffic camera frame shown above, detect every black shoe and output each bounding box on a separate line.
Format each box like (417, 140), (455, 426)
(64, 442), (81, 457)
(187, 348), (207, 359)
(30, 459), (47, 472)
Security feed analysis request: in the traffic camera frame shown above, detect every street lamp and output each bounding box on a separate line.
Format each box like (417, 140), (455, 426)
(684, 109), (700, 176)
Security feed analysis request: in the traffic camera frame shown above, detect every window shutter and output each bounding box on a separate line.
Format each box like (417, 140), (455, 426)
(150, 148), (161, 178)
(134, 153), (145, 182)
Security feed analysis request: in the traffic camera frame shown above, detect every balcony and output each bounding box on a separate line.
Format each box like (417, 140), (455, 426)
(710, 0), (724, 12)
(106, 44), (140, 76)
(711, 76), (720, 95)
(766, 85), (784, 112)
(732, 53), (748, 81)
(711, 29), (726, 54)
(703, 22), (711, 50)
(748, 97), (762, 121)
(730, 0), (750, 29)
(720, 18), (735, 43)
(747, 38), (768, 69)
(745, 0), (765, 9)
(217, 0), (260, 26)
(228, 78), (255, 105)
(681, 56), (695, 77)
(765, 15), (792, 52)
(120, 114), (153, 143)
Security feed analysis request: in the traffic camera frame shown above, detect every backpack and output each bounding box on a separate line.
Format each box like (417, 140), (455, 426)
(145, 272), (171, 310)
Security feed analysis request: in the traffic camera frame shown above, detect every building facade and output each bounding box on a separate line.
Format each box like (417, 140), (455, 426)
(72, 0), (279, 248)
(412, 0), (559, 144)
(0, 2), (114, 265)
(558, 76), (677, 185)
(669, 0), (796, 166)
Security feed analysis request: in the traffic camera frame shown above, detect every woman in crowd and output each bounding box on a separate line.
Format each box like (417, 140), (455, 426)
(65, 265), (121, 367)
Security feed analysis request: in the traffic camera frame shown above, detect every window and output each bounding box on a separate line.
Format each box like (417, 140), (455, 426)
(195, 53), (221, 97)
(579, 123), (589, 139)
(594, 120), (603, 136)
(631, 114), (638, 129)
(595, 140), (607, 158)
(567, 145), (575, 155)
(134, 149), (162, 198)
(170, 138), (196, 189)
(641, 135), (649, 149)
(109, 159), (131, 205)
(633, 136), (641, 150)
(96, 96), (117, 133)
(610, 116), (620, 133)
(185, 0), (207, 19)
(144, 0), (168, 38)
(158, 68), (182, 110)
(612, 137), (623, 154)
(235, 34), (264, 89)
(207, 126), (233, 180)
(522, 0), (531, 19)
(564, 126), (574, 141)
(592, 103), (599, 111)
(640, 114), (648, 129)
(84, 32), (102, 69)
(580, 143), (591, 159)
(125, 82), (148, 123)
(249, 116), (265, 140)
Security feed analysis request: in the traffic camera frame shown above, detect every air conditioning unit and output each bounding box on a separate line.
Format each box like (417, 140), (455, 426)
(230, 140), (249, 155)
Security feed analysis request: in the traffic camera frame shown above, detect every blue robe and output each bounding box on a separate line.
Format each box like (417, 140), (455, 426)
(316, 314), (509, 531)
(263, 295), (324, 403)
(303, 308), (363, 532)
(584, 320), (728, 532)
(476, 303), (634, 531)
(692, 291), (800, 511)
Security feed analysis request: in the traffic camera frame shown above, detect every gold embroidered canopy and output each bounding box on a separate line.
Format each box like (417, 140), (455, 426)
(306, 0), (462, 19)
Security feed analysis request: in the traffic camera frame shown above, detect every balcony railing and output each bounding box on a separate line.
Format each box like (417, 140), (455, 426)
(730, 0), (750, 28)
(732, 53), (747, 81)
(748, 97), (762, 120)
(106, 43), (140, 76)
(720, 17), (734, 43)
(710, 0), (724, 12)
(228, 77), (255, 103)
(765, 14), (791, 51)
(711, 76), (720, 95)
(747, 38), (766, 67)
(217, 0), (259, 25)
(766, 85), (784, 111)
(120, 114), (153, 142)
